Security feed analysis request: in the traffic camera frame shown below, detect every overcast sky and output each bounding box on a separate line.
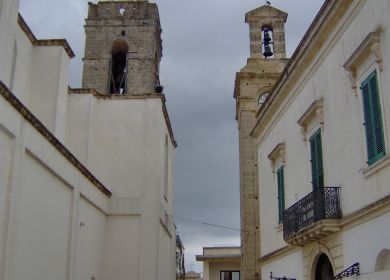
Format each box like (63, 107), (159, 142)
(19, 0), (324, 273)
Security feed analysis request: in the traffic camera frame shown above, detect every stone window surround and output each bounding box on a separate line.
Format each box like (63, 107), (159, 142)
(343, 31), (383, 94)
(268, 142), (286, 173)
(297, 98), (324, 142)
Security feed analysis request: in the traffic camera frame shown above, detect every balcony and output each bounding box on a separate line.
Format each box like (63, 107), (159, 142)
(283, 187), (341, 246)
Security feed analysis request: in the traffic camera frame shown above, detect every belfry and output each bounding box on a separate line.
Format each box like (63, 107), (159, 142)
(82, 0), (162, 95)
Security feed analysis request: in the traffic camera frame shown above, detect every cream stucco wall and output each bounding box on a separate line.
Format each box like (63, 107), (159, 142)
(261, 250), (304, 280)
(253, 0), (390, 279)
(258, 0), (390, 256)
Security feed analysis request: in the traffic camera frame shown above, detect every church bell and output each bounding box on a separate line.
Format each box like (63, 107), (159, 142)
(262, 28), (274, 58)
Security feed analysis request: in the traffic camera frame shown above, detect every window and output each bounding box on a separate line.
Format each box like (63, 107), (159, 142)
(276, 166), (285, 223)
(361, 70), (385, 165)
(310, 129), (324, 189)
(220, 271), (240, 280)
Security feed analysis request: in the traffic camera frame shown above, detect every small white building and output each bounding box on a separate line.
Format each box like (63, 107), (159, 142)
(235, 0), (390, 280)
(196, 247), (241, 280)
(0, 0), (177, 280)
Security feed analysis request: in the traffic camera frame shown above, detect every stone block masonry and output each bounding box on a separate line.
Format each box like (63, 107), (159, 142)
(82, 1), (162, 95)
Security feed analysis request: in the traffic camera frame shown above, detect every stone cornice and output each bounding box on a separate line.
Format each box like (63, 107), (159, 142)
(268, 142), (285, 171)
(18, 14), (75, 59)
(297, 98), (324, 140)
(195, 255), (241, 262)
(259, 245), (298, 265)
(343, 31), (383, 91)
(68, 88), (177, 148)
(0, 82), (112, 197)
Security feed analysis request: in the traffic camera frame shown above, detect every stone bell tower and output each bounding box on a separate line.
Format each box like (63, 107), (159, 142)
(82, 0), (162, 95)
(234, 4), (288, 280)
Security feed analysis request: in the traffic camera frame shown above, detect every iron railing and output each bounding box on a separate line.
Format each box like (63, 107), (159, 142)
(283, 187), (341, 240)
(334, 263), (360, 280)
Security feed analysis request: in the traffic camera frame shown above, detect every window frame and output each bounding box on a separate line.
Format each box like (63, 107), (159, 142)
(309, 128), (324, 189)
(276, 165), (285, 223)
(360, 70), (386, 166)
(220, 271), (240, 280)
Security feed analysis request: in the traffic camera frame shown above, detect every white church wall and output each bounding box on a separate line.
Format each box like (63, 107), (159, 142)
(100, 215), (141, 280)
(66, 94), (95, 166)
(0, 124), (14, 279)
(28, 46), (70, 142)
(9, 153), (72, 280)
(11, 25), (34, 102)
(1, 0), (177, 279)
(0, 0), (19, 86)
(76, 196), (106, 280)
(0, 90), (111, 280)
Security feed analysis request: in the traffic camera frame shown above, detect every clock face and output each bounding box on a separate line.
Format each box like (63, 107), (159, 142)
(258, 93), (269, 106)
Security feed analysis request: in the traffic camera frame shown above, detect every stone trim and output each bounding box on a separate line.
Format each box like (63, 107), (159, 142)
(259, 245), (298, 265)
(297, 98), (324, 140)
(196, 255), (241, 262)
(362, 155), (390, 178)
(203, 246), (241, 250)
(268, 142), (286, 172)
(341, 194), (390, 230)
(0, 81), (112, 197)
(18, 14), (75, 59)
(343, 31), (383, 90)
(68, 88), (177, 148)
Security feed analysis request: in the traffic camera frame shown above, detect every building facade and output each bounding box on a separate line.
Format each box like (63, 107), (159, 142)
(196, 247), (241, 280)
(0, 0), (177, 280)
(236, 1), (390, 280)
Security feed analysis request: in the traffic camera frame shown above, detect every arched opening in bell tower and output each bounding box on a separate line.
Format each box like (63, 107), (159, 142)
(109, 40), (129, 94)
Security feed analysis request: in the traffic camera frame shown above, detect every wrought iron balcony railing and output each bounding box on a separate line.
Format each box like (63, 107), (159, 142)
(283, 187), (341, 241)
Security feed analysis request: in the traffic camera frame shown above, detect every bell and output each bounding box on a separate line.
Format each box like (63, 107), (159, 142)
(263, 30), (272, 43)
(263, 45), (273, 58)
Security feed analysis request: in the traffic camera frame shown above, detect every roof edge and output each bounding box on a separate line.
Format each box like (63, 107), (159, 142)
(18, 14), (75, 59)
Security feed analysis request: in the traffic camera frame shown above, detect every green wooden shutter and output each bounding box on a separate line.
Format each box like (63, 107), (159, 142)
(277, 166), (285, 223)
(310, 129), (324, 189)
(361, 71), (386, 165)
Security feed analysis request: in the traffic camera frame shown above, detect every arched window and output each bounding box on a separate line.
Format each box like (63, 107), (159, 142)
(109, 40), (129, 94)
(375, 249), (390, 271)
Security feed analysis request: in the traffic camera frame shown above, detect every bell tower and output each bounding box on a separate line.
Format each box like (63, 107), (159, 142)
(82, 0), (162, 95)
(234, 4), (288, 280)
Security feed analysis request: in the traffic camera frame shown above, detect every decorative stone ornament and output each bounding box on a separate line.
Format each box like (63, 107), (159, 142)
(343, 31), (383, 94)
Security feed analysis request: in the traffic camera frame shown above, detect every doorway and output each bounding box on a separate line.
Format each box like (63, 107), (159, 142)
(315, 254), (334, 280)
